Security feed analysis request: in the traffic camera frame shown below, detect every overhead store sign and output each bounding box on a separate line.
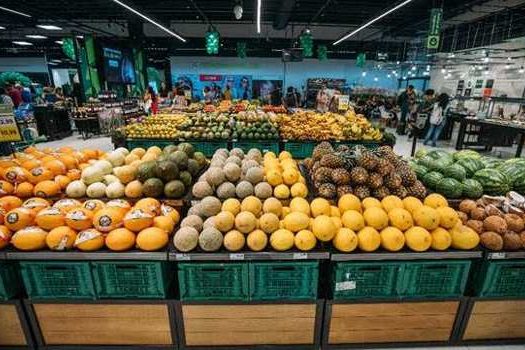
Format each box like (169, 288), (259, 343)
(0, 106), (21, 142)
(427, 8), (443, 49)
(356, 53), (366, 67)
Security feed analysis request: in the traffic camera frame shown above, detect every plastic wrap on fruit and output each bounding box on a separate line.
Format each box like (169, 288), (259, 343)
(484, 204), (504, 217)
(507, 191), (525, 208)
(481, 195), (506, 207)
(502, 202), (524, 216)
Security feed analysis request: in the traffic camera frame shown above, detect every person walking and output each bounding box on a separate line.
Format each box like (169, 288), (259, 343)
(396, 85), (415, 135)
(423, 93), (450, 147)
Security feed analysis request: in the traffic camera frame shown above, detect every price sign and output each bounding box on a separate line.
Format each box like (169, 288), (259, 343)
(338, 95), (350, 111)
(0, 106), (21, 142)
(293, 253), (308, 260)
(229, 253), (245, 260)
(175, 254), (191, 261)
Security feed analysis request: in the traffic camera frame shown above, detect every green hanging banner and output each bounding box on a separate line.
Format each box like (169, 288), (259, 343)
(356, 53), (366, 67)
(205, 30), (220, 55)
(62, 38), (76, 60)
(300, 32), (313, 57)
(317, 45), (327, 61)
(427, 8), (443, 49)
(237, 42), (247, 59)
(133, 48), (146, 95)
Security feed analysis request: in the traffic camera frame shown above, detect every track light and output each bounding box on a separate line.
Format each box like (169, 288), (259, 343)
(333, 0), (413, 45)
(110, 0), (186, 42)
(256, 0), (262, 33)
(0, 6), (31, 18)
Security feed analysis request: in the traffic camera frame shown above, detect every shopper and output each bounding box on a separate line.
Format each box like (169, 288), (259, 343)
(408, 89), (435, 139)
(203, 86), (214, 104)
(172, 86), (188, 109)
(283, 87), (300, 108)
(7, 84), (22, 108)
(144, 86), (158, 114)
(423, 93), (450, 147)
(270, 86), (282, 106)
(223, 86), (232, 101)
(0, 87), (14, 107)
(396, 85), (415, 135)
(316, 84), (329, 113)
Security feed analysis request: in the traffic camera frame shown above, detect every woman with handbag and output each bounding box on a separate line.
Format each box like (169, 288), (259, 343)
(423, 93), (450, 147)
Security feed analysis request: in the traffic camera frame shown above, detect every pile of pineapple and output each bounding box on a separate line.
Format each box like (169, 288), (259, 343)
(304, 143), (426, 200)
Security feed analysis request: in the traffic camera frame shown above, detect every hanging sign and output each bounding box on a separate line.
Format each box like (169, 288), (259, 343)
(427, 8), (443, 49)
(338, 95), (350, 111)
(0, 106), (21, 142)
(356, 53), (366, 68)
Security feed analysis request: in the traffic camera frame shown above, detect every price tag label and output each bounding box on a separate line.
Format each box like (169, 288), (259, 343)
(229, 253), (245, 260)
(488, 252), (506, 260)
(175, 254), (191, 261)
(293, 253), (308, 260)
(335, 281), (356, 291)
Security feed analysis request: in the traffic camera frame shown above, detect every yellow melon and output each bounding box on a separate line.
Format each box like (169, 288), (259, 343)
(413, 206), (440, 230)
(223, 230), (246, 252)
(341, 210), (365, 231)
(259, 213), (280, 234)
(294, 230), (316, 251)
(160, 204), (180, 225)
(405, 226), (432, 252)
(357, 227), (381, 252)
(0, 225), (12, 249)
(274, 184), (290, 199)
(380, 227), (405, 252)
(215, 211), (235, 232)
(5, 207), (35, 231)
(153, 216), (175, 235)
(93, 207), (125, 233)
(241, 196), (262, 216)
(436, 206), (460, 229)
(290, 183), (308, 198)
(289, 197), (310, 215)
(402, 196), (423, 214)
(247, 229), (268, 251)
(266, 169), (283, 186)
(11, 226), (48, 251)
(124, 180), (143, 198)
(123, 209), (154, 232)
(312, 215), (337, 242)
(283, 212), (310, 233)
(270, 229), (294, 251)
(381, 195), (404, 212)
(134, 198), (161, 215)
(424, 193), (448, 209)
(332, 217), (342, 230)
(46, 226), (77, 251)
(338, 194), (362, 213)
(278, 151), (292, 160)
(53, 199), (82, 213)
(22, 197), (50, 214)
(136, 227), (168, 251)
(431, 227), (452, 251)
(222, 198), (242, 216)
(363, 207), (389, 230)
(105, 228), (136, 251)
(75, 229), (105, 251)
(388, 208), (414, 231)
(33, 180), (61, 198)
(235, 211), (257, 234)
(0, 195), (23, 211)
(450, 225), (480, 250)
(282, 168), (299, 186)
(362, 197), (382, 210)
(82, 199), (106, 213)
(36, 207), (65, 230)
(330, 206), (341, 217)
(281, 206), (291, 219)
(65, 208), (94, 231)
(311, 199), (330, 218)
(333, 228), (358, 252)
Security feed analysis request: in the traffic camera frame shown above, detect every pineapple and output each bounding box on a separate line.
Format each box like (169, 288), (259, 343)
(337, 185), (353, 198)
(367, 172), (383, 189)
(407, 180), (427, 199)
(350, 167), (369, 185)
(312, 142), (334, 162)
(358, 151), (379, 171)
(375, 158), (394, 176)
(377, 146), (399, 164)
(303, 157), (314, 170)
(391, 186), (408, 198)
(398, 165), (417, 186)
(314, 167), (332, 183)
(332, 168), (351, 185)
(372, 187), (390, 199)
(318, 183), (337, 199)
(320, 153), (344, 168)
(336, 144), (351, 153)
(384, 173), (402, 189)
(354, 186), (371, 200)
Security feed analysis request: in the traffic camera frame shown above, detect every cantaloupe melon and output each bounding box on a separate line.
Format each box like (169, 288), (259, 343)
(11, 226), (48, 251)
(136, 227), (168, 251)
(65, 208), (94, 231)
(105, 228), (136, 251)
(36, 207), (65, 230)
(75, 229), (105, 251)
(46, 226), (77, 251)
(198, 228), (223, 252)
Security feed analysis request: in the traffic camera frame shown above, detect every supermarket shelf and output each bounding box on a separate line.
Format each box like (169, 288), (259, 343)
(331, 249), (483, 261)
(5, 249), (168, 261)
(169, 247), (329, 261)
(485, 251), (525, 260)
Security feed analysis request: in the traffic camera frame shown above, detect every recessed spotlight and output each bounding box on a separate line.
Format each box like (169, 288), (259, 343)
(76, 35), (84, 39)
(0, 26), (5, 30)
(12, 41), (33, 46)
(374, 77), (378, 81)
(362, 72), (367, 77)
(37, 25), (63, 30)
(50, 59), (62, 63)
(25, 34), (47, 39)
(411, 66), (416, 71)
(387, 74), (391, 78)
(519, 66), (525, 74)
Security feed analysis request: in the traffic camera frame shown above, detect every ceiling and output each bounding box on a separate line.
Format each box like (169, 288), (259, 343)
(0, 0), (524, 61)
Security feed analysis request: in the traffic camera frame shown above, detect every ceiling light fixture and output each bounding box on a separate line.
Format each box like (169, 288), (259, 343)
(333, 0), (413, 45)
(36, 25), (63, 30)
(110, 0), (186, 42)
(256, 0), (262, 33)
(387, 74), (391, 78)
(362, 72), (367, 77)
(374, 77), (378, 81)
(233, 1), (243, 20)
(55, 40), (63, 45)
(0, 6), (31, 18)
(25, 34), (47, 39)
(0, 26), (5, 30)
(12, 41), (33, 46)
(505, 64), (511, 69)
(411, 66), (416, 71)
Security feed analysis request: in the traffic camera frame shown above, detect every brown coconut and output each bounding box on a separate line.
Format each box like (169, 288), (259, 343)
(471, 207), (487, 221)
(503, 232), (522, 251)
(484, 204), (504, 217)
(483, 215), (508, 235)
(520, 231), (525, 249)
(504, 214), (524, 233)
(459, 200), (477, 214)
(466, 220), (484, 234)
(480, 231), (504, 251)
(457, 211), (469, 225)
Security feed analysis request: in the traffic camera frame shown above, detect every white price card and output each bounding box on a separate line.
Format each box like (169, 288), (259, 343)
(229, 253), (245, 260)
(335, 281), (356, 291)
(175, 254), (191, 261)
(293, 253), (308, 260)
(488, 252), (506, 260)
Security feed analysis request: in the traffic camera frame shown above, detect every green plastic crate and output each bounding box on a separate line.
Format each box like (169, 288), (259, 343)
(0, 262), (22, 300)
(249, 261), (319, 301)
(475, 260), (525, 297)
(333, 261), (402, 299)
(232, 139), (280, 154)
(125, 139), (174, 149)
(283, 141), (317, 158)
(178, 262), (249, 301)
(188, 140), (229, 157)
(20, 261), (96, 300)
(398, 260), (471, 298)
(92, 261), (169, 299)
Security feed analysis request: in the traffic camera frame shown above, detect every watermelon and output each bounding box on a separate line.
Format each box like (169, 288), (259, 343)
(453, 150), (481, 161)
(411, 164), (429, 180)
(455, 158), (485, 178)
(462, 179), (483, 199)
(498, 162), (525, 183)
(443, 164), (467, 181)
(473, 168), (511, 196)
(512, 174), (525, 194)
(414, 148), (428, 160)
(423, 171), (444, 191)
(436, 178), (463, 199)
(427, 149), (452, 160)
(481, 157), (504, 169)
(418, 155), (435, 169)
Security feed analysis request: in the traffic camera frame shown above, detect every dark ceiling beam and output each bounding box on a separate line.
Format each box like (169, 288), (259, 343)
(273, 0), (296, 30)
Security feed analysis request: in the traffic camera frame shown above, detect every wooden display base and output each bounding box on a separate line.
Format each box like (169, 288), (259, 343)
(0, 300), (33, 349)
(175, 300), (323, 350)
(24, 300), (177, 350)
(322, 299), (464, 349)
(461, 298), (525, 343)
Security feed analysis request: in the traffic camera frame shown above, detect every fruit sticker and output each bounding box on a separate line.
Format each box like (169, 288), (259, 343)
(6, 212), (18, 224)
(67, 209), (88, 221)
(75, 229), (102, 245)
(98, 215), (113, 228)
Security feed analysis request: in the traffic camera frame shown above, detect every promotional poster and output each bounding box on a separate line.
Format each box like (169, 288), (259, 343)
(172, 74), (252, 100)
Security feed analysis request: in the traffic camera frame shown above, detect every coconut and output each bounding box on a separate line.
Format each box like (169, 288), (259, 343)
(480, 231), (504, 251)
(466, 220), (484, 234)
(483, 215), (508, 235)
(504, 214), (524, 233)
(459, 199), (477, 214)
(503, 232), (522, 250)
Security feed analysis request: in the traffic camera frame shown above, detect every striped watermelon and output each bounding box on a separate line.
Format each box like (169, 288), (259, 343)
(443, 164), (467, 181)
(462, 179), (483, 199)
(453, 150), (481, 161)
(498, 162), (525, 183)
(473, 168), (511, 196)
(481, 157), (504, 169)
(411, 164), (429, 180)
(455, 158), (485, 178)
(423, 171), (444, 191)
(436, 178), (463, 198)
(512, 174), (525, 194)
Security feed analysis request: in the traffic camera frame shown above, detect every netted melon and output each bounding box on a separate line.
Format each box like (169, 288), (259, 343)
(217, 182), (236, 199)
(200, 196), (222, 217)
(223, 163), (241, 182)
(225, 156), (242, 167)
(242, 159), (260, 174)
(198, 227), (223, 252)
(181, 215), (203, 232)
(192, 181), (213, 199)
(254, 182), (273, 199)
(173, 227), (199, 252)
(246, 167), (264, 185)
(236, 181), (254, 199)
(206, 168), (226, 187)
(230, 148), (245, 158)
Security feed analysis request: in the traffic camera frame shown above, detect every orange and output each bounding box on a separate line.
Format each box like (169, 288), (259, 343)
(22, 197), (50, 214)
(4, 207), (35, 231)
(55, 175), (72, 190)
(43, 159), (67, 176)
(27, 167), (54, 184)
(93, 207), (125, 233)
(36, 207), (65, 230)
(15, 182), (34, 198)
(65, 208), (94, 231)
(33, 180), (61, 198)
(135, 198), (161, 216)
(0, 225), (11, 249)
(0, 195), (23, 211)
